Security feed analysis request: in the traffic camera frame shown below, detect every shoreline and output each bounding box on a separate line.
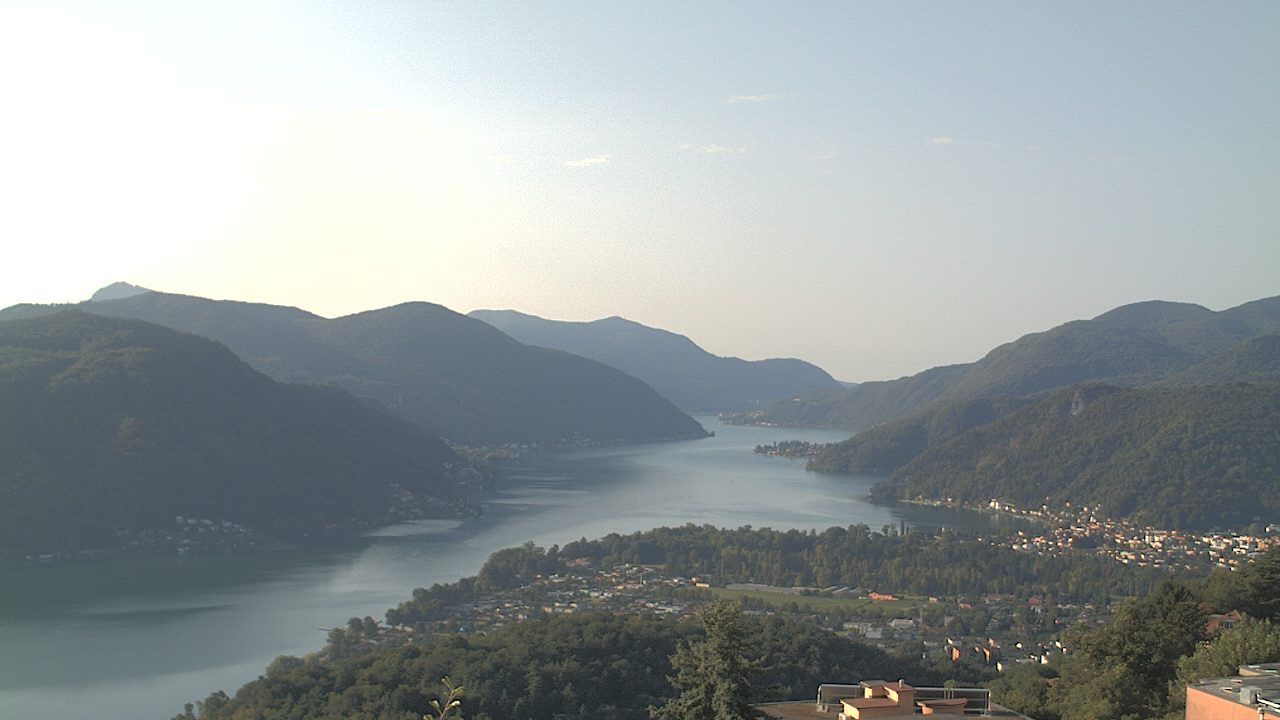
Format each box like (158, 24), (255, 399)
(896, 497), (1055, 527)
(0, 501), (484, 568)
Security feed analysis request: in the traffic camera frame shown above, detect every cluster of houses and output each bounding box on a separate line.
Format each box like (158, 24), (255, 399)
(981, 500), (1278, 571)
(110, 515), (256, 556)
(394, 564), (700, 634)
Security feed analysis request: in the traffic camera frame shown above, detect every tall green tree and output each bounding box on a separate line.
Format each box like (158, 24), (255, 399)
(651, 601), (763, 720)
(988, 665), (1058, 720)
(1245, 546), (1280, 621)
(1050, 581), (1206, 720)
(1166, 618), (1280, 718)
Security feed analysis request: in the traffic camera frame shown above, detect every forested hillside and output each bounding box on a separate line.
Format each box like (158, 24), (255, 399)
(807, 396), (1029, 474)
(178, 609), (925, 720)
(1162, 332), (1280, 385)
(1, 291), (708, 445)
(876, 383), (1280, 530)
(0, 311), (460, 551)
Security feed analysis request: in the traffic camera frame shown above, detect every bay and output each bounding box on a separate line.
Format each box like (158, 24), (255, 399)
(0, 417), (1008, 720)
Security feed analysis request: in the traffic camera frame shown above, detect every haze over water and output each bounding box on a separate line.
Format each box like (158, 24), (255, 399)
(0, 419), (1011, 720)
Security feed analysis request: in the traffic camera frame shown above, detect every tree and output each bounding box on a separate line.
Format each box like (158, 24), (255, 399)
(1244, 546), (1280, 621)
(1167, 618), (1280, 716)
(651, 601), (763, 720)
(988, 665), (1058, 720)
(1050, 581), (1206, 720)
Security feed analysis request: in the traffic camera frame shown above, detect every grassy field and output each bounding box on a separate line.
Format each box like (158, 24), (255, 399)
(704, 587), (929, 616)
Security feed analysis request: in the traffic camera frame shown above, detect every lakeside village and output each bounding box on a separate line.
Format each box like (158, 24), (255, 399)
(752, 442), (1279, 572)
(929, 498), (1278, 572)
(329, 560), (1093, 673)
(10, 463), (492, 564)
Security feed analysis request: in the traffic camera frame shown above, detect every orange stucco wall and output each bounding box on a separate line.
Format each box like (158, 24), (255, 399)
(1186, 687), (1280, 720)
(844, 705), (912, 719)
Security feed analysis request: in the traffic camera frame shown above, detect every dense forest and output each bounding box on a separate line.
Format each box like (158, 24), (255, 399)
(0, 291), (708, 445)
(873, 383), (1280, 529)
(470, 309), (841, 412)
(177, 608), (940, 720)
(0, 311), (462, 551)
(1161, 332), (1280, 385)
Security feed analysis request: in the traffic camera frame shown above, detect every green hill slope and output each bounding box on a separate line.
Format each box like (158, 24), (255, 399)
(309, 302), (709, 444)
(807, 395), (1030, 474)
(1162, 333), (1280, 386)
(874, 383), (1280, 530)
(1, 292), (708, 445)
(0, 312), (460, 552)
(469, 309), (842, 411)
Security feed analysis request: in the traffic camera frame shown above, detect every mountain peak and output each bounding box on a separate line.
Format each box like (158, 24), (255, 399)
(89, 282), (152, 302)
(1090, 299), (1211, 326)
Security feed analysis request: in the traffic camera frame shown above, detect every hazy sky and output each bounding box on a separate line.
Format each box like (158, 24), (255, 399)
(1, 1), (1277, 381)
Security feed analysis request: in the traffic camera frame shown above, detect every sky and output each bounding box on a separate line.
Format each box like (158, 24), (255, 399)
(1, 1), (1277, 381)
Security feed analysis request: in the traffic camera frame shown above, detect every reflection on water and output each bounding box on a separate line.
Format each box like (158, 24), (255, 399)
(361, 519), (466, 537)
(0, 417), (1013, 720)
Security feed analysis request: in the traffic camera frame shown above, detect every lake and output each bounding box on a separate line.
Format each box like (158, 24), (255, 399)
(0, 417), (1008, 720)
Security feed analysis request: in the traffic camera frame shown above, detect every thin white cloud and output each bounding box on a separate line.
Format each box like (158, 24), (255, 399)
(808, 149), (840, 161)
(927, 136), (957, 146)
(726, 94), (781, 104)
(564, 155), (610, 168)
(678, 143), (747, 156)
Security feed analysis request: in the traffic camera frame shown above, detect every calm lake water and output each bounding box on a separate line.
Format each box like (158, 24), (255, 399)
(0, 417), (1007, 720)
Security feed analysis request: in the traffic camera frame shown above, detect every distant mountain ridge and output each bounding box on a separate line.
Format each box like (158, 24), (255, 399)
(468, 309), (842, 412)
(741, 295), (1280, 431)
(0, 311), (461, 552)
(0, 290), (707, 445)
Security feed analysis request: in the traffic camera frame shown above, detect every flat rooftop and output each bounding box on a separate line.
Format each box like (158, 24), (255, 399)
(1190, 665), (1280, 710)
(757, 699), (1034, 719)
(758, 701), (831, 720)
